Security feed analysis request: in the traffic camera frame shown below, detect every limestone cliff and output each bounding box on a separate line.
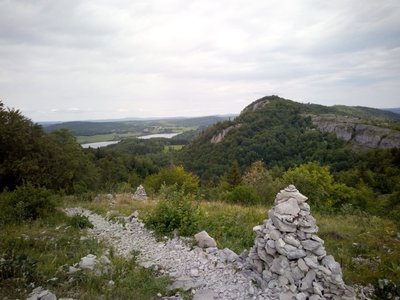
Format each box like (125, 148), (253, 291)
(210, 124), (241, 144)
(311, 115), (400, 148)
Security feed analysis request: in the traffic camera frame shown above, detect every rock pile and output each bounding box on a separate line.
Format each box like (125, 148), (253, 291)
(132, 185), (148, 201)
(247, 185), (356, 300)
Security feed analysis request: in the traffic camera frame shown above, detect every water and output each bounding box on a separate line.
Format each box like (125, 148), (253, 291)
(137, 132), (180, 139)
(81, 141), (120, 148)
(81, 132), (181, 148)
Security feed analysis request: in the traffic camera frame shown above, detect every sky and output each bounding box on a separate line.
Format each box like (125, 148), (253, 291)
(1, 0), (400, 122)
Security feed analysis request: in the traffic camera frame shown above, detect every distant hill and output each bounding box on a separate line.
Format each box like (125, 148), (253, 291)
(179, 96), (400, 180)
(384, 108), (400, 115)
(333, 105), (400, 122)
(43, 116), (231, 137)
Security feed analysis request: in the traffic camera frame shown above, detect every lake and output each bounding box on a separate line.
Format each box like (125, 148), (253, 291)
(81, 141), (120, 148)
(81, 132), (181, 148)
(137, 133), (180, 139)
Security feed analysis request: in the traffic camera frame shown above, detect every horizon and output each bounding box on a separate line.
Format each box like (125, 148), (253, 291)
(27, 98), (398, 123)
(1, 1), (400, 122)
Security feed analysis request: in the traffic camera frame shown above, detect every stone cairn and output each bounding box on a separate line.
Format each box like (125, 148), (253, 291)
(132, 184), (148, 201)
(247, 185), (355, 300)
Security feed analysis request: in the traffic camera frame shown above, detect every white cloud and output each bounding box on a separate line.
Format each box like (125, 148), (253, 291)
(1, 0), (399, 121)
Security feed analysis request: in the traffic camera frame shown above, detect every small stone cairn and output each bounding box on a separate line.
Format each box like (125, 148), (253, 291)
(132, 185), (148, 201)
(247, 185), (355, 300)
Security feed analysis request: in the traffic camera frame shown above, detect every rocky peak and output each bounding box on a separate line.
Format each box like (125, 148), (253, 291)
(241, 95), (284, 114)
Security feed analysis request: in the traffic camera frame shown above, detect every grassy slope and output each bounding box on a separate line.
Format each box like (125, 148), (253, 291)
(0, 207), (171, 299)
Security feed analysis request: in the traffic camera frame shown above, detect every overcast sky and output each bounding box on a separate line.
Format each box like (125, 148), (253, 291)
(1, 0), (399, 121)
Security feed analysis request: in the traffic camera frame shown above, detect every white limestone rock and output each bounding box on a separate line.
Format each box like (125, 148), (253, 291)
(79, 254), (97, 270)
(275, 197), (301, 216)
(27, 287), (57, 300)
(194, 231), (217, 249)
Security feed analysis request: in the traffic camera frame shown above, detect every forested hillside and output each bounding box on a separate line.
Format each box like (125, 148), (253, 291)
(180, 96), (400, 179)
(179, 96), (400, 219)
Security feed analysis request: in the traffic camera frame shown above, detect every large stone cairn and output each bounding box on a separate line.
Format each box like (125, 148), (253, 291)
(132, 184), (148, 201)
(248, 185), (355, 300)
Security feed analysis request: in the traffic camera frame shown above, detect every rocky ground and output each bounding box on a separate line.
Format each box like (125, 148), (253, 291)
(59, 205), (376, 300)
(64, 208), (265, 300)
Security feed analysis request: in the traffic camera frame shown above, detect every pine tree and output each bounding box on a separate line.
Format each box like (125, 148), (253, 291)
(226, 160), (241, 189)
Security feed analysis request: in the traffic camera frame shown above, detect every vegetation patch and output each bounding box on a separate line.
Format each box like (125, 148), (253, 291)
(144, 185), (202, 237)
(0, 184), (55, 225)
(0, 210), (171, 299)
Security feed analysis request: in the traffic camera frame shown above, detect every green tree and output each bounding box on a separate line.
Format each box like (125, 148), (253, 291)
(144, 166), (199, 195)
(225, 185), (259, 205)
(0, 101), (100, 193)
(242, 161), (281, 204)
(282, 162), (334, 208)
(0, 101), (44, 190)
(226, 160), (241, 189)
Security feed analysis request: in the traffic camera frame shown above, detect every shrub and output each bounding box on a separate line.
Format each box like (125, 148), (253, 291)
(282, 162), (334, 209)
(144, 184), (202, 236)
(0, 183), (54, 224)
(225, 185), (259, 205)
(144, 166), (199, 195)
(67, 214), (93, 229)
(0, 253), (40, 284)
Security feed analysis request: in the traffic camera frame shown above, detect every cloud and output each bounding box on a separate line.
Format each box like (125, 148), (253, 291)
(0, 0), (399, 121)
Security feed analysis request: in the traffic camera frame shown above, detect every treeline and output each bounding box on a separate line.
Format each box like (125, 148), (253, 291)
(43, 116), (229, 136)
(0, 101), (167, 194)
(1, 99), (399, 223)
(207, 157), (399, 220)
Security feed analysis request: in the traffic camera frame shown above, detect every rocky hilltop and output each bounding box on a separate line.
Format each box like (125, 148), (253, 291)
(180, 95), (400, 179)
(311, 115), (400, 148)
(242, 96), (400, 149)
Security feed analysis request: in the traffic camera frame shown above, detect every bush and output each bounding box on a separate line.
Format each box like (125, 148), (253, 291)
(0, 184), (55, 224)
(0, 253), (40, 284)
(282, 162), (334, 209)
(225, 185), (259, 205)
(144, 184), (202, 236)
(144, 166), (199, 195)
(67, 214), (93, 229)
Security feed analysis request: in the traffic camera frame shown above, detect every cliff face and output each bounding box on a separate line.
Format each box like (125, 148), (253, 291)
(210, 124), (241, 144)
(311, 115), (400, 148)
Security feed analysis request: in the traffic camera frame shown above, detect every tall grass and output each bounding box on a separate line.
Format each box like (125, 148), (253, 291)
(0, 206), (171, 299)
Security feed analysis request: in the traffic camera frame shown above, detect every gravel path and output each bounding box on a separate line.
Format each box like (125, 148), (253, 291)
(65, 208), (267, 300)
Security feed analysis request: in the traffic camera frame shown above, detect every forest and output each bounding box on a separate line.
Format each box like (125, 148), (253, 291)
(0, 98), (399, 299)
